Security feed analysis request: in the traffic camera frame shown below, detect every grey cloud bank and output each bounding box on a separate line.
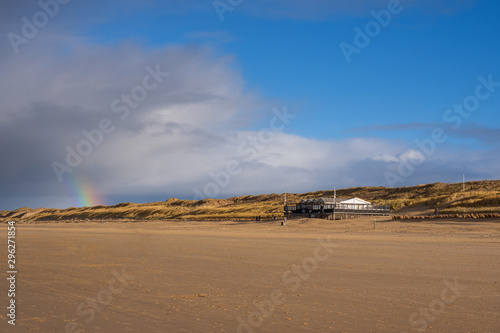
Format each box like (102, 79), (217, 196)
(0, 0), (498, 210)
(0, 35), (498, 209)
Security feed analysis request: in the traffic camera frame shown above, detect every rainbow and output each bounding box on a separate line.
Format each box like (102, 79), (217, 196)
(64, 176), (104, 207)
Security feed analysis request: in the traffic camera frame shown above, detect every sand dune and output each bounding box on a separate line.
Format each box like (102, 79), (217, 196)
(2, 180), (500, 222)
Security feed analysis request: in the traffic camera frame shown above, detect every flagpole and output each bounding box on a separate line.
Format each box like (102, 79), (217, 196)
(333, 186), (336, 221)
(284, 192), (287, 224)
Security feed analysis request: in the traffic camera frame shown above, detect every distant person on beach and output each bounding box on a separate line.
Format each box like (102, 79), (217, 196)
(435, 208), (439, 215)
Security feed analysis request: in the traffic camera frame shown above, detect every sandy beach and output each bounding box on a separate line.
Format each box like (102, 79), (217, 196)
(1, 217), (499, 332)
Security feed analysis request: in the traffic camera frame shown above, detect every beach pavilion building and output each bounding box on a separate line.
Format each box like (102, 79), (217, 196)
(284, 197), (390, 217)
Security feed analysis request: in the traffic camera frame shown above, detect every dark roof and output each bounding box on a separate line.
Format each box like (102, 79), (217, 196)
(299, 197), (347, 204)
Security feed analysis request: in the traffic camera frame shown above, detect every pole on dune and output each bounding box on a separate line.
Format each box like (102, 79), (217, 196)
(333, 186), (336, 221)
(283, 191), (287, 225)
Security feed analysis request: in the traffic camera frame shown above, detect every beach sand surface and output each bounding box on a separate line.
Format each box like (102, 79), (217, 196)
(1, 217), (499, 332)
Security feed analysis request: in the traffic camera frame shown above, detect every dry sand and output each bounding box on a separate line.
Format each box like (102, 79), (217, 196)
(1, 217), (499, 332)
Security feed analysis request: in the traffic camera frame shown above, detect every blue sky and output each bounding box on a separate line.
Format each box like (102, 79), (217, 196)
(1, 0), (499, 210)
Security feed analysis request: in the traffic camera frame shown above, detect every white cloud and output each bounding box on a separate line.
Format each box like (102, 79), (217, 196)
(372, 154), (399, 163)
(399, 149), (425, 162)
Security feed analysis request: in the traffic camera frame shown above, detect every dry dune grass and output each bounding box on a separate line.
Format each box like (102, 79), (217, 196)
(1, 180), (499, 222)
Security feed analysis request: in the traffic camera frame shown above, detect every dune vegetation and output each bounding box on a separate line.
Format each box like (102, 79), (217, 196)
(1, 180), (499, 222)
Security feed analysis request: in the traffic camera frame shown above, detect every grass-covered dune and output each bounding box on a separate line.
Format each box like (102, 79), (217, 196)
(1, 180), (499, 222)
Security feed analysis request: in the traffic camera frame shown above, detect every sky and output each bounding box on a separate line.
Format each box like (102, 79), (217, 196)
(1, 0), (499, 210)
